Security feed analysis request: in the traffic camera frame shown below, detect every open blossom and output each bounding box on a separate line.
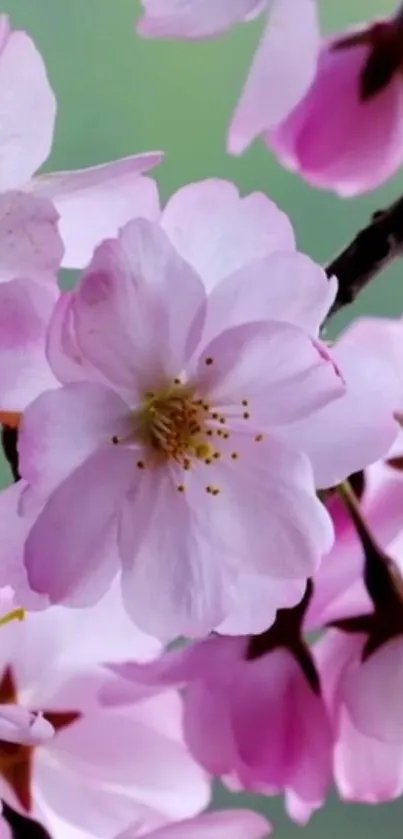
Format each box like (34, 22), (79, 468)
(106, 628), (333, 824)
(1, 179), (401, 639)
(13, 200), (348, 639)
(137, 0), (320, 155)
(0, 586), (209, 839)
(306, 317), (403, 629)
(269, 10), (403, 195)
(0, 14), (162, 268)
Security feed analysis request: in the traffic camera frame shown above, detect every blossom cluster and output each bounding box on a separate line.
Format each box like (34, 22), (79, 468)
(1, 2), (403, 839)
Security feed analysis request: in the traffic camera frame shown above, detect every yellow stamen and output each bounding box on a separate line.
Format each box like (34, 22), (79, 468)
(0, 608), (25, 628)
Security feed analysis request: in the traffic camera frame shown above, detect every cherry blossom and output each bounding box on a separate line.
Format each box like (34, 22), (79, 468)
(15, 209), (345, 639)
(106, 624), (333, 824)
(136, 0), (320, 155)
(0, 586), (209, 839)
(269, 9), (403, 195)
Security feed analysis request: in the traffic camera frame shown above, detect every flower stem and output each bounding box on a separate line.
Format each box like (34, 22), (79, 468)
(326, 193), (403, 316)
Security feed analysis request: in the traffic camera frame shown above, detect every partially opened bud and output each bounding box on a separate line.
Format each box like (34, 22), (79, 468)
(269, 9), (403, 195)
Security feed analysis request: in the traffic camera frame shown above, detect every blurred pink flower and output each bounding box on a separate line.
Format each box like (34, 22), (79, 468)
(0, 14), (162, 268)
(269, 11), (403, 195)
(15, 196), (347, 639)
(316, 630), (403, 802)
(136, 0), (320, 155)
(306, 317), (403, 629)
(107, 630), (333, 824)
(115, 810), (271, 839)
(0, 586), (209, 839)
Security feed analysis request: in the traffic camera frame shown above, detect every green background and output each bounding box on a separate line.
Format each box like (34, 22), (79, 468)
(3, 0), (403, 836)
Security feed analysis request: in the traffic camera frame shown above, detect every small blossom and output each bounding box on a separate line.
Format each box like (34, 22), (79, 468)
(0, 586), (208, 837)
(269, 9), (403, 195)
(106, 620), (333, 824)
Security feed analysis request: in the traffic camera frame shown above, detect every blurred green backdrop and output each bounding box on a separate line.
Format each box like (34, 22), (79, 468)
(3, 0), (403, 836)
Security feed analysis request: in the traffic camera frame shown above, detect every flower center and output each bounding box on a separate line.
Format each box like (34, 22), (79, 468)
(111, 362), (264, 494)
(133, 382), (215, 464)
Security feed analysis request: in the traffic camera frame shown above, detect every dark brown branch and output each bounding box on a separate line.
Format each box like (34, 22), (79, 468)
(1, 426), (20, 482)
(326, 194), (403, 316)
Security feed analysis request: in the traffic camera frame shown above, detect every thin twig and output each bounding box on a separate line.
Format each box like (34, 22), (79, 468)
(326, 194), (403, 316)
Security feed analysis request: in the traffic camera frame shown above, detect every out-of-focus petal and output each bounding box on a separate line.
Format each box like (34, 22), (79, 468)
(0, 279), (58, 412)
(0, 20), (56, 189)
(137, 0), (264, 39)
(32, 154), (163, 268)
(343, 637), (403, 744)
(229, 0), (320, 154)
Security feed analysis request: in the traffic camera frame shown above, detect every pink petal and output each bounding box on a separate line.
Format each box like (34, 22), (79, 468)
(179, 434), (334, 578)
(316, 631), (403, 803)
(0, 192), (63, 284)
(0, 819), (11, 839)
(184, 680), (237, 776)
(228, 0), (320, 154)
(19, 381), (131, 490)
(137, 0), (264, 39)
(280, 318), (402, 488)
(269, 41), (403, 197)
(34, 754), (174, 839)
(107, 637), (244, 697)
(194, 321), (344, 426)
(161, 179), (295, 291)
(46, 292), (108, 386)
(119, 467), (231, 640)
(130, 812), (271, 839)
(54, 580), (161, 670)
(0, 22), (55, 189)
(47, 695), (210, 824)
(0, 706), (54, 745)
(0, 481), (47, 607)
(0, 279), (58, 412)
(343, 637), (403, 744)
(218, 574), (306, 635)
(335, 709), (403, 803)
(72, 218), (206, 395)
(32, 154), (163, 268)
(24, 447), (133, 605)
(203, 251), (336, 344)
(230, 649), (332, 807)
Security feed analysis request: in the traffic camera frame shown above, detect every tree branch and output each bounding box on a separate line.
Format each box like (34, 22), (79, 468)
(326, 194), (403, 316)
